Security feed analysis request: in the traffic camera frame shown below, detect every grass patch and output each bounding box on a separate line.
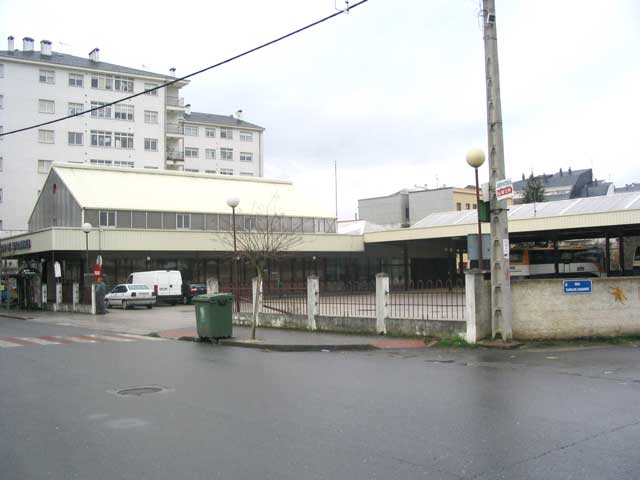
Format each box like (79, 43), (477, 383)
(436, 336), (476, 348)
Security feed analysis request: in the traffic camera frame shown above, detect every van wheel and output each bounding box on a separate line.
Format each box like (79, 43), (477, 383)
(147, 305), (152, 310)
(170, 301), (177, 306)
(104, 299), (110, 309)
(123, 301), (129, 310)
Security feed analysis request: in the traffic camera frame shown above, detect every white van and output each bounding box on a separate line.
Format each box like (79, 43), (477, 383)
(126, 270), (183, 305)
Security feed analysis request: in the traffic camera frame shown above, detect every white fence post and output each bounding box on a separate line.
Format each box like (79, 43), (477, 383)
(375, 273), (389, 334)
(252, 277), (263, 325)
(206, 278), (219, 294)
(91, 284), (97, 315)
(41, 284), (47, 306)
(465, 270), (491, 343)
(72, 283), (79, 306)
(307, 275), (319, 331)
(55, 283), (62, 310)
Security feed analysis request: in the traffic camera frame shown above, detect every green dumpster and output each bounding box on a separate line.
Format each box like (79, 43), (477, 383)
(193, 293), (233, 339)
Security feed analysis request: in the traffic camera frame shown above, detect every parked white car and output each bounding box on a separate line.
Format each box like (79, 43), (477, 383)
(105, 284), (156, 310)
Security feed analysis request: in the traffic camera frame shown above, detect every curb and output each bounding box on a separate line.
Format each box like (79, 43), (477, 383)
(174, 335), (378, 352)
(0, 313), (33, 321)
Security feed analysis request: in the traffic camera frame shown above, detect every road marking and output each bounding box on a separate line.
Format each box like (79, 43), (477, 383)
(16, 337), (61, 345)
(39, 336), (76, 344)
(0, 334), (168, 348)
(89, 334), (135, 342)
(1, 337), (41, 346)
(0, 339), (22, 348)
(116, 333), (166, 341)
(63, 336), (99, 344)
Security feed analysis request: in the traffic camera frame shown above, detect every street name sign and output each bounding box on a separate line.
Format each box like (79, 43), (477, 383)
(563, 279), (592, 294)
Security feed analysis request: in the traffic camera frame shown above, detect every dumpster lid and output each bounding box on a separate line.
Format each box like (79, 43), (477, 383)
(192, 293), (234, 303)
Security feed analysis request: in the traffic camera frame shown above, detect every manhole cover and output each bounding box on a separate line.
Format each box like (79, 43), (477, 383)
(116, 386), (165, 397)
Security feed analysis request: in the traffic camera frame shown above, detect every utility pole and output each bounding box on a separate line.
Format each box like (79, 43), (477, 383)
(482, 0), (512, 340)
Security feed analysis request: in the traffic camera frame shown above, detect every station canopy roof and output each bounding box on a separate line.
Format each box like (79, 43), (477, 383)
(52, 163), (334, 218)
(411, 192), (640, 229)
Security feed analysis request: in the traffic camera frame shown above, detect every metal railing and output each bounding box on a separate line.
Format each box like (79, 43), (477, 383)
(262, 284), (307, 316)
(389, 279), (466, 321)
(166, 96), (185, 107)
(166, 150), (184, 161)
(318, 287), (376, 318)
(166, 124), (184, 135)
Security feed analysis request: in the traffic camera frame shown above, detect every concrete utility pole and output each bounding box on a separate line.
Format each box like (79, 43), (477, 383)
(482, 0), (512, 340)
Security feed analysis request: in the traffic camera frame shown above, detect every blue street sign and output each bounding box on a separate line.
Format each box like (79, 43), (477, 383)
(563, 279), (592, 294)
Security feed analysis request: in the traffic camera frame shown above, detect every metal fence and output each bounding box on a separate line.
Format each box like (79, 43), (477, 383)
(262, 284), (308, 316)
(318, 287), (376, 318)
(389, 279), (466, 321)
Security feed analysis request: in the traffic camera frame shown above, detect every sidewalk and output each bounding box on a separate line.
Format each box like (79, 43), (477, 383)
(156, 326), (430, 351)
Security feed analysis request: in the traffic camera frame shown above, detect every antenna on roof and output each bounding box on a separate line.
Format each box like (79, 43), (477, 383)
(335, 0), (350, 13)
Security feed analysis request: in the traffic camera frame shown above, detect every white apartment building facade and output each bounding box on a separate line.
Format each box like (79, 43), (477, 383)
(0, 36), (264, 235)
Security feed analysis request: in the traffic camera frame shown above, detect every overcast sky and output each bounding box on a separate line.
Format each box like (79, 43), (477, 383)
(2, 0), (639, 219)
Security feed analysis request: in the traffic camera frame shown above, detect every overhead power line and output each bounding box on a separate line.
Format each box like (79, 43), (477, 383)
(0, 0), (369, 138)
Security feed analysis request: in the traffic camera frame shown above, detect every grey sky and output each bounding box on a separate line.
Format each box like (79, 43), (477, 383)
(2, 0), (639, 219)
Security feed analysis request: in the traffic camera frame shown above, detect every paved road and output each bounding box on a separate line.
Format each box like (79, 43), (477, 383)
(2, 318), (639, 479)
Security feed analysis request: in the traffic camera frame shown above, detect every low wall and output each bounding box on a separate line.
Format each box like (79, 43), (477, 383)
(45, 303), (93, 314)
(386, 318), (465, 337)
(512, 277), (640, 339)
(234, 312), (308, 330)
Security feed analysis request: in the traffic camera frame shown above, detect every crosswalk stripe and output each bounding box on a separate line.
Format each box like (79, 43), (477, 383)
(63, 336), (98, 344)
(16, 337), (61, 345)
(0, 339), (22, 348)
(2, 337), (41, 346)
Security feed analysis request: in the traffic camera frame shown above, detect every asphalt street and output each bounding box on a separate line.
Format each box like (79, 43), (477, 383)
(1, 318), (639, 479)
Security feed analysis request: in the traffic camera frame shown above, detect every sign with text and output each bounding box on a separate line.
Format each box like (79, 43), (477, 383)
(496, 178), (514, 201)
(563, 280), (592, 294)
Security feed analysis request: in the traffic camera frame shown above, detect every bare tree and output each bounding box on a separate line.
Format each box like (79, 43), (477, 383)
(224, 212), (302, 340)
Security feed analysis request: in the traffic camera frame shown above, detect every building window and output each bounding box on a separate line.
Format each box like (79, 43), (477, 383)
(220, 148), (233, 161)
(205, 128), (216, 138)
(185, 147), (199, 158)
(90, 101), (111, 119)
(144, 110), (158, 124)
(68, 102), (83, 115)
(39, 69), (55, 84)
(0, 126), (3, 140)
(144, 83), (158, 95)
(205, 149), (216, 160)
(473, 203), (477, 209)
(91, 74), (113, 90)
(220, 128), (233, 139)
(68, 73), (84, 87)
(90, 159), (113, 166)
(239, 152), (253, 162)
(240, 172), (254, 177)
(114, 104), (134, 121)
(114, 76), (134, 92)
(144, 138), (158, 152)
(38, 99), (55, 114)
(68, 132), (83, 145)
(114, 132), (134, 149)
(38, 129), (54, 144)
(0, 189), (3, 203)
(240, 131), (253, 142)
(99, 210), (116, 227)
(38, 159), (52, 174)
(185, 169), (199, 173)
(456, 202), (461, 211)
(114, 160), (134, 168)
(90, 130), (112, 147)
(177, 213), (191, 229)
(184, 125), (199, 136)
(143, 166), (158, 169)
(220, 168), (233, 176)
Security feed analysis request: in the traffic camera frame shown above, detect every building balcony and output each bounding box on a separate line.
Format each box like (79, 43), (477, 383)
(166, 124), (184, 136)
(166, 96), (185, 110)
(166, 150), (184, 161)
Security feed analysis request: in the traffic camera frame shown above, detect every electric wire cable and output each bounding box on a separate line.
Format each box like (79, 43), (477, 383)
(0, 0), (368, 138)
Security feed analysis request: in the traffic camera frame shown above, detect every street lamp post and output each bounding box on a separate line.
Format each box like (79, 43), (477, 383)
(466, 148), (486, 270)
(227, 197), (240, 312)
(81, 223), (92, 285)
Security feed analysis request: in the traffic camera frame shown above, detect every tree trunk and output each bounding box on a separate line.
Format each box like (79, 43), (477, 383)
(251, 270), (262, 340)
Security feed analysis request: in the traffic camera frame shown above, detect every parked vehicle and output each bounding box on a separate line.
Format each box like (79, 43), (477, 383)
(126, 270), (183, 305)
(182, 283), (207, 304)
(105, 284), (155, 309)
(510, 246), (603, 278)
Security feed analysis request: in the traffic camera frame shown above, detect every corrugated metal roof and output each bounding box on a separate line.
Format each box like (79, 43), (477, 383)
(184, 112), (263, 130)
(411, 193), (640, 230)
(51, 164), (333, 218)
(0, 50), (172, 80)
(337, 220), (388, 235)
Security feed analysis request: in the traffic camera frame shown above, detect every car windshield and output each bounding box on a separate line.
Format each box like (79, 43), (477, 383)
(128, 284), (150, 291)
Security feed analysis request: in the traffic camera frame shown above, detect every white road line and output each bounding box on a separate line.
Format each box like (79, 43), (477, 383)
(62, 336), (98, 344)
(17, 337), (61, 345)
(116, 333), (167, 341)
(89, 334), (135, 342)
(0, 339), (22, 348)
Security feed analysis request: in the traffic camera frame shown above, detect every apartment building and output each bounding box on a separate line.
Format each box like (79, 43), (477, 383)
(0, 36), (264, 234)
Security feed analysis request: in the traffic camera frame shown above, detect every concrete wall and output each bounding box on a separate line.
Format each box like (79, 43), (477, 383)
(29, 170), (82, 231)
(358, 192), (408, 227)
(408, 189), (453, 224)
(512, 277), (640, 339)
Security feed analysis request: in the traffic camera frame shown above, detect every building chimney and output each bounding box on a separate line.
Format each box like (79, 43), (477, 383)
(559, 168), (563, 176)
(88, 48), (100, 62)
(522, 173), (525, 181)
(235, 109), (243, 121)
(568, 167), (572, 175)
(7, 36), (14, 51)
(23, 37), (34, 51)
(40, 40), (52, 56)
(185, 104), (191, 115)
(169, 67), (176, 77)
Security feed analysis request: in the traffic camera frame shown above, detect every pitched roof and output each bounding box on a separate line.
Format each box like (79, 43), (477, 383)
(183, 112), (264, 130)
(50, 163), (332, 218)
(0, 49), (173, 80)
(513, 169), (591, 191)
